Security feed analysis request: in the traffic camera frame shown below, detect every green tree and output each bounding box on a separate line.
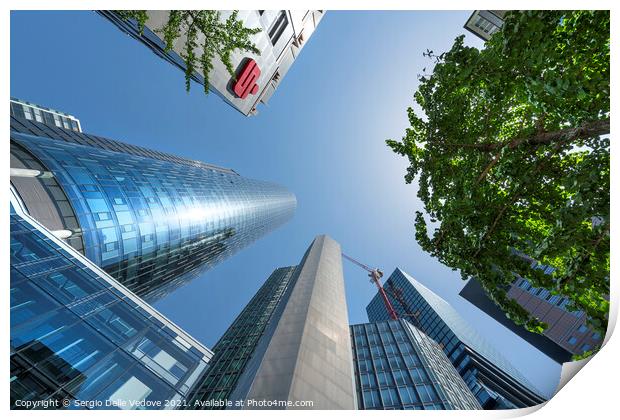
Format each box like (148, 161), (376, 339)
(387, 11), (609, 356)
(116, 10), (260, 94)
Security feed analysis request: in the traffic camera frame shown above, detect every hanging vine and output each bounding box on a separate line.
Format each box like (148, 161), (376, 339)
(115, 10), (261, 94)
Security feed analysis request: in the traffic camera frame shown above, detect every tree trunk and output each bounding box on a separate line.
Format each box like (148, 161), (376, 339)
(449, 118), (610, 152)
(508, 118), (610, 149)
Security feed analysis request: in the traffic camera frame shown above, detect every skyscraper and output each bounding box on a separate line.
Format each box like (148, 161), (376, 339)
(367, 268), (546, 409)
(10, 189), (212, 410)
(351, 319), (481, 410)
(189, 235), (357, 409)
(460, 278), (603, 362)
(10, 108), (296, 302)
(98, 10), (325, 116)
(187, 266), (297, 408)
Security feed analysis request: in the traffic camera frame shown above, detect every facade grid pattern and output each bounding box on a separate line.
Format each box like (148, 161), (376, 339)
(10, 204), (211, 409)
(351, 320), (481, 410)
(367, 269), (545, 409)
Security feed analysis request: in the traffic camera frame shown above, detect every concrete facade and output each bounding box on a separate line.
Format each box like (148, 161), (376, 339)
(98, 10), (324, 116)
(229, 235), (357, 409)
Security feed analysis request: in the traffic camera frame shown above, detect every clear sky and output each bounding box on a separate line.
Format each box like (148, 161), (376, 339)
(10, 10), (561, 397)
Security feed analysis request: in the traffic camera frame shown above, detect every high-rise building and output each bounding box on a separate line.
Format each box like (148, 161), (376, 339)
(187, 266), (297, 408)
(460, 278), (603, 361)
(351, 319), (481, 410)
(10, 107), (296, 302)
(464, 11), (506, 41)
(10, 188), (212, 410)
(367, 268), (546, 409)
(459, 279), (571, 363)
(98, 10), (325, 116)
(11, 97), (82, 132)
(189, 235), (357, 409)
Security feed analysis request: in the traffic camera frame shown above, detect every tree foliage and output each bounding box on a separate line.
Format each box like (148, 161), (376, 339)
(387, 11), (610, 355)
(116, 10), (261, 94)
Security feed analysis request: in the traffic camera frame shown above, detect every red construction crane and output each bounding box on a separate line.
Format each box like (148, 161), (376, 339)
(342, 253), (399, 321)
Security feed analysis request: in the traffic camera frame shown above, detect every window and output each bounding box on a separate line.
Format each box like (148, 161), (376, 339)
(370, 346), (384, 358)
(568, 336), (578, 345)
(409, 367), (428, 384)
(392, 369), (410, 386)
(474, 17), (497, 34)
(358, 359), (372, 373)
(104, 242), (119, 252)
(374, 357), (388, 371)
(22, 105), (33, 120)
(360, 373), (376, 389)
(80, 184), (99, 192)
(33, 108), (43, 122)
(398, 385), (419, 405)
(389, 356), (405, 369)
(380, 388), (400, 407)
(577, 325), (588, 333)
(268, 10), (288, 45)
(417, 384), (437, 403)
(122, 224), (135, 233)
(363, 390), (381, 408)
(377, 372), (394, 387)
(581, 344), (592, 352)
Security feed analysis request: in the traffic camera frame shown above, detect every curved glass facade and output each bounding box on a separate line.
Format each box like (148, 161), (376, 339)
(11, 131), (296, 302)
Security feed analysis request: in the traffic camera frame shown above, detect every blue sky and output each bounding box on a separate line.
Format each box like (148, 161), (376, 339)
(10, 10), (561, 397)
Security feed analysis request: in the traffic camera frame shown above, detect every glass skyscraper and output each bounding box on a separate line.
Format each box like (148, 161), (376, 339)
(351, 319), (481, 410)
(367, 268), (546, 409)
(10, 113), (296, 302)
(10, 189), (212, 410)
(187, 266), (297, 408)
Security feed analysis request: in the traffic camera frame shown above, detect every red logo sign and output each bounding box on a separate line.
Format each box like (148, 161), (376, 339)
(233, 59), (261, 99)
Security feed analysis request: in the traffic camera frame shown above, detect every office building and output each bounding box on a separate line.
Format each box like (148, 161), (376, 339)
(459, 279), (571, 363)
(367, 269), (546, 409)
(464, 11), (506, 41)
(186, 266), (297, 408)
(11, 97), (82, 132)
(351, 319), (481, 410)
(10, 107), (296, 302)
(98, 10), (325, 116)
(189, 235), (357, 409)
(10, 188), (212, 410)
(460, 278), (603, 361)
